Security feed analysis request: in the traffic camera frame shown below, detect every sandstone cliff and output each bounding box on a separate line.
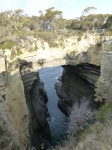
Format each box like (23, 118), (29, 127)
(0, 33), (112, 149)
(0, 51), (28, 149)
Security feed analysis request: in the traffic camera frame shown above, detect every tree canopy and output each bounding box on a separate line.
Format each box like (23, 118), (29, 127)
(83, 6), (97, 16)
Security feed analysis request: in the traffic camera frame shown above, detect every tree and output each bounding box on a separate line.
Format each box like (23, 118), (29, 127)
(44, 7), (63, 22)
(82, 6), (97, 31)
(69, 19), (82, 30)
(15, 9), (24, 15)
(38, 7), (63, 30)
(105, 15), (112, 30)
(83, 6), (97, 16)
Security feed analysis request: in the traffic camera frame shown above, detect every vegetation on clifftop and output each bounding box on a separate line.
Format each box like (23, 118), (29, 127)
(0, 7), (112, 150)
(0, 7), (112, 54)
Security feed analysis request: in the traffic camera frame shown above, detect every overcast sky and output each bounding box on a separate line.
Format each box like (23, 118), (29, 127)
(0, 0), (112, 19)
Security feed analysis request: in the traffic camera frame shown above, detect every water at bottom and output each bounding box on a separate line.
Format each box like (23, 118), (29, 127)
(39, 66), (69, 148)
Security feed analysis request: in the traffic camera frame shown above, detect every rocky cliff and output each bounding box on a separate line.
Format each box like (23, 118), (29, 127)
(0, 33), (112, 149)
(55, 36), (112, 115)
(0, 51), (28, 149)
(20, 62), (51, 149)
(55, 64), (100, 115)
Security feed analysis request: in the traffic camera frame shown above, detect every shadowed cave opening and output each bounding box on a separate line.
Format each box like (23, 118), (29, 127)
(28, 63), (101, 149)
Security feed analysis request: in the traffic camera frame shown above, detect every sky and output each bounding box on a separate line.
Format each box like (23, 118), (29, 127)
(0, 0), (112, 19)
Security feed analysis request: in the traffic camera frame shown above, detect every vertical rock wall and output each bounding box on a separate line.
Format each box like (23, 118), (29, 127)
(0, 52), (27, 149)
(95, 52), (112, 102)
(56, 64), (100, 115)
(21, 62), (51, 150)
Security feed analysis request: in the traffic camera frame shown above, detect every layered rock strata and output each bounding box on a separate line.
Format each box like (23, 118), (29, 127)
(95, 51), (112, 102)
(20, 62), (51, 150)
(0, 34), (112, 149)
(0, 52), (27, 149)
(55, 64), (100, 115)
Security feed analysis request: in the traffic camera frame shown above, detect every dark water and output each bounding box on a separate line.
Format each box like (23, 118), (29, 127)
(39, 66), (68, 147)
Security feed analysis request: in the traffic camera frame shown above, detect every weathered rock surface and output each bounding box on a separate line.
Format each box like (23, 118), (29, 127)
(27, 79), (51, 150)
(0, 52), (22, 149)
(95, 51), (112, 102)
(0, 96), (20, 150)
(55, 64), (100, 115)
(20, 61), (50, 149)
(0, 52), (28, 149)
(0, 33), (112, 149)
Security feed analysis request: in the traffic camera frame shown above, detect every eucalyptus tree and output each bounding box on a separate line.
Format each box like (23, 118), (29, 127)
(82, 6), (97, 31)
(38, 7), (63, 30)
(83, 6), (97, 16)
(105, 15), (112, 30)
(11, 9), (24, 30)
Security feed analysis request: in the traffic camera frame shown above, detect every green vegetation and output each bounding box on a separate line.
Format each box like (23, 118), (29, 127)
(0, 40), (14, 50)
(80, 100), (112, 145)
(96, 100), (112, 122)
(81, 127), (92, 140)
(0, 7), (111, 55)
(104, 15), (112, 30)
(37, 31), (59, 48)
(0, 7), (112, 150)
(77, 34), (82, 42)
(49, 99), (112, 150)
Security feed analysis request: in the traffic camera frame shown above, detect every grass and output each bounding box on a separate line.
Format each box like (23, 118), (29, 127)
(96, 100), (112, 122)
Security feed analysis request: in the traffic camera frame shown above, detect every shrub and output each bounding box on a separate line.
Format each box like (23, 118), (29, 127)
(37, 59), (46, 66)
(37, 31), (59, 48)
(17, 49), (23, 55)
(67, 97), (95, 136)
(0, 40), (14, 50)
(96, 100), (112, 122)
(48, 97), (96, 150)
(77, 33), (83, 42)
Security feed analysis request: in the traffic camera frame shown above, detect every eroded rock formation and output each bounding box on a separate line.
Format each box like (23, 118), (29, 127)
(0, 96), (20, 150)
(55, 64), (100, 115)
(0, 33), (112, 149)
(20, 60), (51, 149)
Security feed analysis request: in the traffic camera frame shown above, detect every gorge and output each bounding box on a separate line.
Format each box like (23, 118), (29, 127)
(0, 33), (112, 149)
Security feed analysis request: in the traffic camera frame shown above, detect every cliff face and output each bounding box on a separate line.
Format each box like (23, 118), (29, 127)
(0, 52), (28, 149)
(95, 51), (112, 102)
(21, 65), (51, 149)
(0, 96), (20, 149)
(55, 37), (112, 115)
(55, 64), (100, 115)
(0, 50), (51, 149)
(0, 54), (20, 149)
(0, 33), (112, 149)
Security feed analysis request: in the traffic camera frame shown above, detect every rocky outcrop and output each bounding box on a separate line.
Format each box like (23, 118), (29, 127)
(27, 79), (51, 149)
(0, 96), (20, 150)
(20, 62), (51, 149)
(55, 64), (100, 115)
(0, 53), (20, 150)
(0, 52), (26, 149)
(0, 51), (28, 149)
(0, 33), (112, 149)
(95, 51), (112, 102)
